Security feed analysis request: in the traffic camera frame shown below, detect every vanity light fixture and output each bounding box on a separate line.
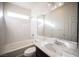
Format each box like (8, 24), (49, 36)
(58, 2), (64, 7)
(51, 2), (64, 10)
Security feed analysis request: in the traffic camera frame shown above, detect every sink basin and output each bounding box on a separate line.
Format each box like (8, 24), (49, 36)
(44, 43), (63, 56)
(45, 43), (56, 52)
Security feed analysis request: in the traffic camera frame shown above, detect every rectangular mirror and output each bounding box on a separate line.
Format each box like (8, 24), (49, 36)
(37, 2), (78, 42)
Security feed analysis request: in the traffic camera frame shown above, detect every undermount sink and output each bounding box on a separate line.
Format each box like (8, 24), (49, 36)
(45, 43), (56, 51)
(43, 40), (67, 50)
(44, 43), (63, 56)
(45, 40), (67, 47)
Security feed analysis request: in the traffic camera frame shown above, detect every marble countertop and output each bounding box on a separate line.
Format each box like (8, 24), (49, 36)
(34, 37), (79, 57)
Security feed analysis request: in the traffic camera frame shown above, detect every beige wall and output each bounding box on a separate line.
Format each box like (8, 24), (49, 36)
(0, 2), (6, 51)
(4, 3), (31, 44)
(0, 3), (32, 55)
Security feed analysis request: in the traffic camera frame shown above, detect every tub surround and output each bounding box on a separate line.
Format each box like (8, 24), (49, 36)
(0, 39), (34, 56)
(35, 36), (79, 57)
(0, 45), (35, 57)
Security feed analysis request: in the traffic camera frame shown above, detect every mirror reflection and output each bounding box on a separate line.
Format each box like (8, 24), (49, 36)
(37, 2), (77, 42)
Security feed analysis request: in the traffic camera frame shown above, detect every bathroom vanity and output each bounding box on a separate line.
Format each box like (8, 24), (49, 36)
(36, 2), (78, 57)
(35, 37), (79, 57)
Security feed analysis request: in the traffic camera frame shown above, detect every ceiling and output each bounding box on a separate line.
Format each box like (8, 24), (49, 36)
(9, 2), (64, 16)
(10, 2), (39, 9)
